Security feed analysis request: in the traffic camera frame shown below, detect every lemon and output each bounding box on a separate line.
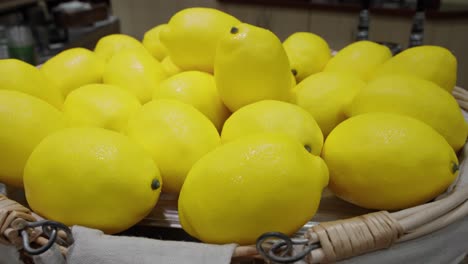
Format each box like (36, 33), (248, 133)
(24, 127), (161, 234)
(323, 112), (458, 210)
(293, 72), (366, 137)
(126, 99), (220, 193)
(372, 46), (457, 92)
(94, 34), (147, 62)
(63, 84), (141, 132)
(215, 23), (291, 112)
(0, 90), (66, 187)
(349, 75), (467, 151)
(283, 32), (331, 82)
(161, 56), (182, 76)
(41, 48), (105, 97)
(221, 100), (323, 155)
(179, 133), (328, 245)
(160, 7), (240, 73)
(142, 24), (169, 61)
(153, 71), (229, 131)
(0, 59), (63, 109)
(323, 41), (392, 81)
(103, 49), (167, 103)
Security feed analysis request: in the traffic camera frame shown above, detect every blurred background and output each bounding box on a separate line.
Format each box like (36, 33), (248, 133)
(0, 0), (467, 86)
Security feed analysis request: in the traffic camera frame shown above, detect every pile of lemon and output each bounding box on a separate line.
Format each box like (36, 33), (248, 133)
(0, 7), (465, 245)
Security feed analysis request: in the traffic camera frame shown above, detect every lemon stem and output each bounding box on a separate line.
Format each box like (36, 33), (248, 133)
(230, 27), (238, 34)
(452, 162), (459, 174)
(151, 179), (161, 190)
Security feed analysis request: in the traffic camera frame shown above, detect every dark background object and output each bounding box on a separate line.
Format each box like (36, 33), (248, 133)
(217, 0), (462, 19)
(408, 0), (427, 47)
(0, 0), (119, 64)
(53, 3), (108, 28)
(355, 0), (370, 41)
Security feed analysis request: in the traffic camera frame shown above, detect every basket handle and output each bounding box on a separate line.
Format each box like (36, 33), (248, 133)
(252, 198), (468, 263)
(254, 211), (403, 263)
(0, 194), (73, 256)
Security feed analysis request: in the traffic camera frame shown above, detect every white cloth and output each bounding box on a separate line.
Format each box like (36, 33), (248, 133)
(0, 226), (237, 264)
(0, 243), (21, 264)
(66, 226), (236, 264)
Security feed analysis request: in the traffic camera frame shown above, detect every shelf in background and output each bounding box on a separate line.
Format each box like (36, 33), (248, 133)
(37, 17), (120, 64)
(0, 0), (36, 13)
(218, 0), (468, 20)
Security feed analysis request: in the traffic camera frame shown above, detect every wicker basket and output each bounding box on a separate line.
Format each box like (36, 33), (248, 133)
(1, 87), (468, 264)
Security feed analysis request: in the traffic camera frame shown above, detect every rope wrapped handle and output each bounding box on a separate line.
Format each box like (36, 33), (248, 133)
(252, 211), (403, 263)
(305, 211), (402, 262)
(0, 195), (74, 256)
(239, 171), (468, 263)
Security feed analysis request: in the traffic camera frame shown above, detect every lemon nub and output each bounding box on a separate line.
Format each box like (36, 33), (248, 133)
(230, 27), (239, 34)
(151, 179), (161, 190)
(452, 162), (459, 174)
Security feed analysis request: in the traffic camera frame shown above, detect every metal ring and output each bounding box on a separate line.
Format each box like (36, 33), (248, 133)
(29, 220), (74, 245)
(256, 232), (320, 263)
(21, 227), (57, 255)
(20, 220), (74, 255)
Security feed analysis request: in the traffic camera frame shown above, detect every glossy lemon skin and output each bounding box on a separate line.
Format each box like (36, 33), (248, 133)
(322, 112), (458, 210)
(0, 90), (66, 187)
(215, 23), (292, 112)
(179, 133), (328, 245)
(126, 99), (220, 193)
(24, 127), (162, 234)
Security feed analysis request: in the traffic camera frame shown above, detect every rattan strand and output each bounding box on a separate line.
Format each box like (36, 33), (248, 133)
(0, 195), (38, 248)
(305, 211), (404, 263)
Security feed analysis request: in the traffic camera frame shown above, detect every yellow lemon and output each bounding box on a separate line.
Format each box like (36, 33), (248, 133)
(372, 46), (457, 92)
(283, 32), (331, 82)
(0, 90), (66, 187)
(153, 71), (229, 131)
(126, 99), (220, 193)
(323, 41), (392, 81)
(322, 112), (458, 210)
(0, 59), (63, 109)
(349, 75), (467, 151)
(94, 34), (147, 62)
(160, 7), (240, 73)
(161, 56), (182, 76)
(103, 49), (167, 103)
(63, 84), (141, 132)
(221, 100), (323, 155)
(142, 24), (169, 61)
(215, 23), (291, 112)
(24, 127), (162, 234)
(293, 72), (366, 137)
(41, 48), (105, 97)
(179, 133), (328, 245)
